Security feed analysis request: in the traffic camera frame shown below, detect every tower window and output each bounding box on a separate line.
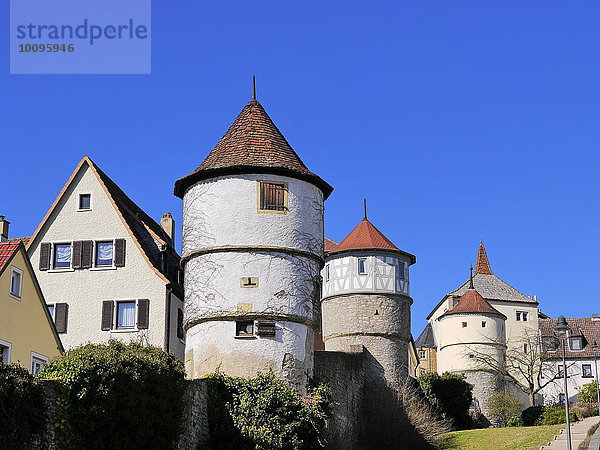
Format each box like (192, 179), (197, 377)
(324, 264), (330, 282)
(481, 321), (486, 328)
(236, 321), (254, 337)
(259, 182), (287, 212)
(397, 261), (406, 279)
(462, 322), (467, 328)
(516, 311), (529, 322)
(358, 258), (367, 275)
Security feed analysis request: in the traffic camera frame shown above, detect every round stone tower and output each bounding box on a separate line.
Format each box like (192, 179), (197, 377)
(321, 210), (416, 388)
(174, 93), (332, 391)
(436, 275), (507, 424)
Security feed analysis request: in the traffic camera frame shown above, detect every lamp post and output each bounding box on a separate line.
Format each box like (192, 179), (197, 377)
(555, 315), (572, 450)
(592, 340), (600, 418)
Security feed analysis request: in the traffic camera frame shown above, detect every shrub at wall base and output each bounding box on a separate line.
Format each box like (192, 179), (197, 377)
(0, 363), (47, 449)
(418, 372), (474, 430)
(41, 341), (186, 450)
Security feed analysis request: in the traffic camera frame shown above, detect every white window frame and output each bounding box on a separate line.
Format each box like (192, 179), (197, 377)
(235, 320), (255, 338)
(49, 241), (74, 272)
(582, 364), (593, 378)
(516, 311), (529, 322)
(0, 339), (12, 364)
(114, 299), (138, 331)
(47, 303), (56, 321)
(30, 352), (49, 375)
(357, 257), (367, 275)
(77, 192), (92, 212)
(91, 239), (117, 270)
(419, 350), (426, 359)
(9, 266), (23, 299)
(324, 264), (330, 282)
(569, 337), (584, 351)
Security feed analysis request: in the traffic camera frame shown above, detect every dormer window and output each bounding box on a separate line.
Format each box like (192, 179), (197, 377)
(358, 258), (367, 275)
(258, 182), (287, 213)
(78, 193), (91, 211)
(569, 336), (584, 351)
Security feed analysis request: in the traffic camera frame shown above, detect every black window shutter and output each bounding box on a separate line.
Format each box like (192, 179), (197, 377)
(81, 241), (93, 268)
(137, 299), (149, 329)
(177, 308), (184, 339)
(39, 243), (51, 271)
(101, 301), (114, 330)
(55, 303), (68, 333)
(72, 241), (83, 269)
(114, 239), (126, 267)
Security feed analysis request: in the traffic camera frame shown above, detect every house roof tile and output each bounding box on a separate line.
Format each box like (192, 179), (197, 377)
(174, 98), (332, 198)
(539, 317), (600, 359)
(0, 242), (20, 273)
(441, 287), (506, 318)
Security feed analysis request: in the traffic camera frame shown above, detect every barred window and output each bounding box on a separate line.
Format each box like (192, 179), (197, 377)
(259, 182), (287, 212)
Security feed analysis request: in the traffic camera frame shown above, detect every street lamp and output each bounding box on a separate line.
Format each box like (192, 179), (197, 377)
(591, 340), (600, 418)
(555, 315), (572, 450)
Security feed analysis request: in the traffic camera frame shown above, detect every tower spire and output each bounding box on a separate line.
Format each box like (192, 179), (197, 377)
(475, 241), (493, 275)
(252, 75), (256, 100)
(363, 199), (367, 220)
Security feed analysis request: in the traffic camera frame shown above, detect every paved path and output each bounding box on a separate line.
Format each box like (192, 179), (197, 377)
(540, 416), (599, 450)
(588, 419), (600, 450)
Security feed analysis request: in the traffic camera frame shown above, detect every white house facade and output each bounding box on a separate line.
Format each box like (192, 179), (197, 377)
(27, 157), (184, 360)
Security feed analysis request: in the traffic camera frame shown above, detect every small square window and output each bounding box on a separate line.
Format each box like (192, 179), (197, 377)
(419, 350), (426, 359)
(116, 301), (136, 329)
(462, 322), (468, 328)
(582, 364), (593, 378)
(558, 365), (565, 377)
(95, 241), (114, 266)
(236, 321), (254, 337)
(53, 243), (72, 269)
(569, 337), (583, 351)
(30, 353), (48, 375)
(324, 264), (330, 282)
(0, 341), (11, 364)
(358, 258), (367, 275)
(10, 267), (23, 298)
(481, 321), (487, 328)
(79, 194), (91, 210)
(259, 182), (287, 212)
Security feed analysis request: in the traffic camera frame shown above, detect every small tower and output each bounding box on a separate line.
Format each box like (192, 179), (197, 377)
(436, 271), (507, 424)
(321, 209), (416, 387)
(174, 92), (332, 391)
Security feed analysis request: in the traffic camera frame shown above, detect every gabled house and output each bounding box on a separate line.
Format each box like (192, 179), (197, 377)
(26, 156), (184, 360)
(0, 240), (63, 373)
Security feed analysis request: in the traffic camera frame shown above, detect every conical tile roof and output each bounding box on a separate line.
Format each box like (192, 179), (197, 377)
(174, 99), (332, 198)
(475, 241), (493, 274)
(441, 287), (506, 318)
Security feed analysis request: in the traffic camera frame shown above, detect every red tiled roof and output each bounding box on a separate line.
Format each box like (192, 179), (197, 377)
(6, 236), (31, 246)
(174, 99), (332, 199)
(335, 219), (399, 252)
(539, 317), (600, 359)
(475, 241), (493, 275)
(442, 288), (506, 318)
(0, 242), (21, 273)
(324, 238), (338, 253)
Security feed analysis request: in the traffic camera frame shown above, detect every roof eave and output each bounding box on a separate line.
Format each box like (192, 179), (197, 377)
(174, 165), (333, 200)
(326, 247), (417, 265)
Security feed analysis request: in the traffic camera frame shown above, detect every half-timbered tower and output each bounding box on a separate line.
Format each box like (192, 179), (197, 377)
(174, 93), (332, 391)
(321, 212), (416, 386)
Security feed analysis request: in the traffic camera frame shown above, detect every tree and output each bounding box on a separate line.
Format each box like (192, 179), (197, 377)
(418, 372), (474, 430)
(576, 381), (598, 403)
(465, 330), (572, 407)
(487, 393), (523, 427)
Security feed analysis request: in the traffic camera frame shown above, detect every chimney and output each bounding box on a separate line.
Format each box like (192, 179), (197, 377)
(592, 314), (600, 322)
(0, 216), (9, 242)
(160, 213), (175, 244)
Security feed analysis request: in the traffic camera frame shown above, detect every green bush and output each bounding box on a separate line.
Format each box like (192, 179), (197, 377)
(418, 372), (474, 430)
(576, 381), (598, 403)
(0, 363), (47, 449)
(521, 405), (544, 426)
(487, 393), (523, 427)
(206, 372), (332, 449)
(506, 414), (523, 427)
(535, 406), (578, 426)
(41, 341), (186, 450)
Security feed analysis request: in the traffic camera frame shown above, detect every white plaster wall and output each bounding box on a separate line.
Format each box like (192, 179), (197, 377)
(322, 252), (410, 298)
(186, 320), (313, 391)
(436, 313), (506, 373)
(182, 174), (324, 257)
(28, 162), (179, 355)
(539, 358), (599, 404)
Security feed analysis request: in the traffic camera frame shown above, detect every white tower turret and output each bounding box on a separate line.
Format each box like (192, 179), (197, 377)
(174, 93), (333, 391)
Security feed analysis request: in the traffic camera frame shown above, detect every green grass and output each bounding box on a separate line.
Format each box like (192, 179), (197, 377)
(441, 424), (563, 450)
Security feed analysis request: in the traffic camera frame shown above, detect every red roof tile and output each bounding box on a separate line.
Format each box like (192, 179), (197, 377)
(324, 238), (338, 253)
(475, 242), (493, 275)
(6, 236), (31, 246)
(442, 288), (506, 318)
(335, 219), (399, 252)
(174, 99), (332, 198)
(0, 242), (21, 273)
(539, 317), (600, 359)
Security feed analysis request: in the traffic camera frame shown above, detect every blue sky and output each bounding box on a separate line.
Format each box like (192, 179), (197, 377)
(2, 2), (599, 335)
